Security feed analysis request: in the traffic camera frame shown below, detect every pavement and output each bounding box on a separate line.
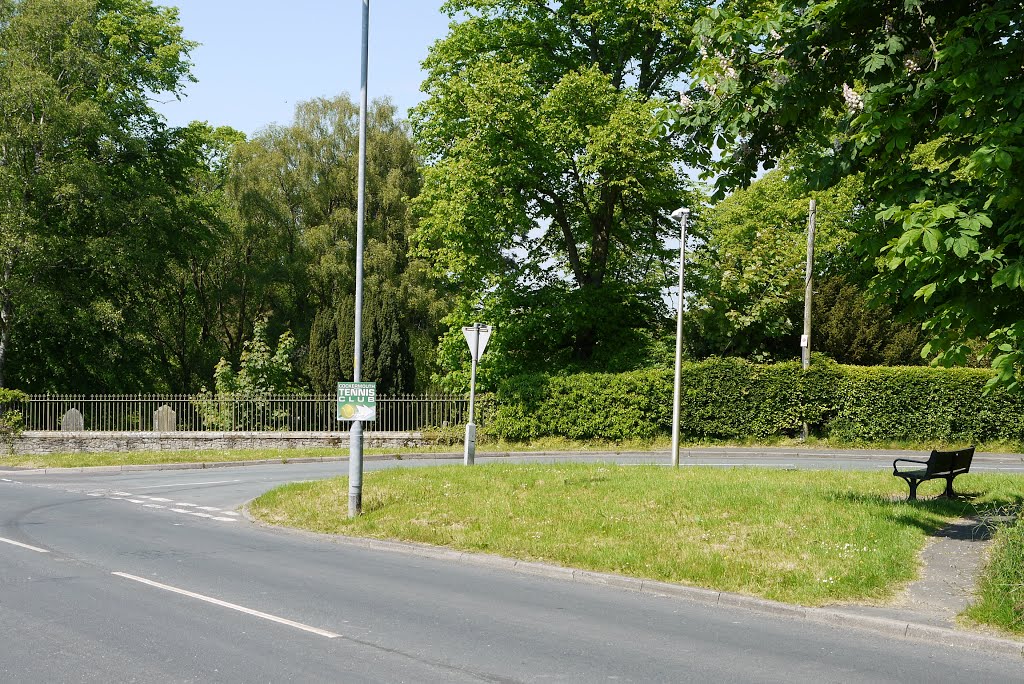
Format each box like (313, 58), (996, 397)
(5, 446), (1024, 660)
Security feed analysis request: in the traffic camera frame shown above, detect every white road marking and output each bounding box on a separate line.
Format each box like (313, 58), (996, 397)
(195, 506), (221, 512)
(127, 499), (147, 504)
(112, 491), (133, 496)
(0, 537), (49, 554)
(111, 572), (340, 639)
(132, 480), (241, 490)
(147, 498), (173, 502)
(623, 463), (797, 468)
(170, 508), (193, 514)
(174, 503), (197, 507)
(212, 517), (238, 522)
(186, 511), (214, 519)
(143, 504), (166, 509)
(219, 511), (240, 517)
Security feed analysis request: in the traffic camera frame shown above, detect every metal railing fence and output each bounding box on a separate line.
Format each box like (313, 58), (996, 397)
(13, 394), (474, 433)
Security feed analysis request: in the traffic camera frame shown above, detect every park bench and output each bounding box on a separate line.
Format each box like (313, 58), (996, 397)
(892, 447), (975, 501)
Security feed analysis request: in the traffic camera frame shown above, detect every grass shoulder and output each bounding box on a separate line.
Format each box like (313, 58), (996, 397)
(248, 463), (1024, 608)
(964, 509), (1024, 635)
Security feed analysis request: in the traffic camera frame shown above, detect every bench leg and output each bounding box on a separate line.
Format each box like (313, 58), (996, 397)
(945, 476), (956, 498)
(906, 479), (919, 501)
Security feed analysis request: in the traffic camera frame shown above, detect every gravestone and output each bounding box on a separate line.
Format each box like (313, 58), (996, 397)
(153, 405), (177, 432)
(60, 408), (84, 432)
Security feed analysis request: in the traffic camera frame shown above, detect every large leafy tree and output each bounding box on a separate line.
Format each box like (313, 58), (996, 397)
(687, 166), (868, 360)
(670, 0), (1024, 388)
(0, 0), (202, 391)
(147, 123), (245, 392)
(412, 1), (701, 385)
(218, 96), (444, 394)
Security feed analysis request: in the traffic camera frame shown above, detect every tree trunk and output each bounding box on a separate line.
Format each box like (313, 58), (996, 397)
(0, 255), (13, 387)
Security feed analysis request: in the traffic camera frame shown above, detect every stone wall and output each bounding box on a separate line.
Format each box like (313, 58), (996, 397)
(12, 431), (428, 456)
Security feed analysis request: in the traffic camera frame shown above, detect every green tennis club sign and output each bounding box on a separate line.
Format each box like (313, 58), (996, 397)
(337, 382), (377, 422)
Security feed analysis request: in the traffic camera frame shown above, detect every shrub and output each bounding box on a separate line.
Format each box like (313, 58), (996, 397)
(0, 388), (28, 454)
(489, 359), (1022, 444)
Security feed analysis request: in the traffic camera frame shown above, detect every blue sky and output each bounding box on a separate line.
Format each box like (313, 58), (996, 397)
(156, 1), (451, 135)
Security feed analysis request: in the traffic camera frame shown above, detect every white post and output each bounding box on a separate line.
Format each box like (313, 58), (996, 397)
(670, 208), (689, 468)
(464, 323), (480, 465)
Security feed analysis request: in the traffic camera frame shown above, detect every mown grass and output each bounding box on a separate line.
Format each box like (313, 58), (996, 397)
(248, 463), (1024, 606)
(965, 508), (1024, 634)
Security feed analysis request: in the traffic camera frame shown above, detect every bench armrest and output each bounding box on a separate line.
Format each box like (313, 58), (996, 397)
(893, 458), (928, 474)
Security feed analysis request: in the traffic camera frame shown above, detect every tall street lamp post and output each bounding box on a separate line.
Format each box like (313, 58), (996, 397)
(349, 0), (369, 518)
(670, 207), (689, 468)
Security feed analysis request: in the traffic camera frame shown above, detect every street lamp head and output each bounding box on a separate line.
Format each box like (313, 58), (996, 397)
(670, 207), (690, 220)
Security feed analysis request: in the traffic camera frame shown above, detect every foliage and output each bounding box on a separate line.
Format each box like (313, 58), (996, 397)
(412, 1), (702, 384)
(488, 358), (1024, 444)
(687, 166), (870, 360)
(193, 319), (299, 430)
(0, 0), (205, 392)
(668, 0), (1024, 390)
(307, 288), (417, 395)
(812, 276), (923, 366)
(0, 387), (27, 452)
(220, 96), (444, 394)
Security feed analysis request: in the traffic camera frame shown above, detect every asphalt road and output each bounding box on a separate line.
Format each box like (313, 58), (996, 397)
(2, 452), (1023, 682)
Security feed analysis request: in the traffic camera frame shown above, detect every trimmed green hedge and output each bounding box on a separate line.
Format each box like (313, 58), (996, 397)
(488, 358), (1024, 443)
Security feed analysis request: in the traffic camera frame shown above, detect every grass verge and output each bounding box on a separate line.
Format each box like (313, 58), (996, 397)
(249, 463), (1024, 606)
(965, 508), (1024, 634)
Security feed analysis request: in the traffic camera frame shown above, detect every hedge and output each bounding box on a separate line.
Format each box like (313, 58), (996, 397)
(487, 358), (1024, 444)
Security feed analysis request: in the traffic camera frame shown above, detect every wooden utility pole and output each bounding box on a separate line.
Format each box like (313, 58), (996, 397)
(801, 199), (816, 440)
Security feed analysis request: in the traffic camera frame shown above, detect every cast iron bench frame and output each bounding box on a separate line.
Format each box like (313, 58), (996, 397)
(892, 447), (975, 501)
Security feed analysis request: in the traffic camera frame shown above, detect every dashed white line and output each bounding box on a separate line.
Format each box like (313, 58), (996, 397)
(127, 499), (147, 504)
(0, 537), (49, 554)
(132, 480), (241, 490)
(148, 498), (173, 503)
(195, 506), (221, 512)
(143, 504), (166, 509)
(174, 503), (197, 507)
(212, 517), (238, 522)
(111, 572), (340, 638)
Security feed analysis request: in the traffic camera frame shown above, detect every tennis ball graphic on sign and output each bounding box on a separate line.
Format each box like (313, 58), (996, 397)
(340, 403), (356, 419)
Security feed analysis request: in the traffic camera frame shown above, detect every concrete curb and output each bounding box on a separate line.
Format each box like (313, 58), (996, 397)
(299, 530), (1024, 659)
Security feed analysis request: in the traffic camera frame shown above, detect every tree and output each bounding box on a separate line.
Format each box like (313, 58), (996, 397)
(412, 1), (702, 384)
(686, 166), (868, 360)
(670, 0), (1024, 389)
(0, 0), (201, 391)
(219, 95), (443, 394)
(812, 276), (923, 367)
(193, 318), (300, 430)
(146, 123), (245, 392)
